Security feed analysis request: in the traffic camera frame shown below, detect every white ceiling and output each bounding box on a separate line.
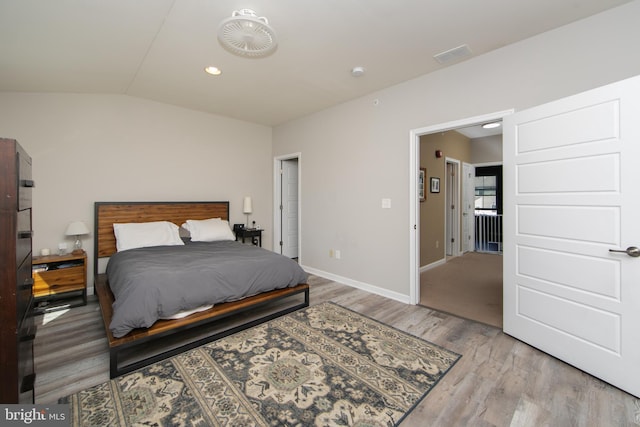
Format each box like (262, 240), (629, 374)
(0, 1), (632, 126)
(457, 123), (503, 139)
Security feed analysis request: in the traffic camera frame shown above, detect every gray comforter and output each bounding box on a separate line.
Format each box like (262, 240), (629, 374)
(106, 240), (308, 338)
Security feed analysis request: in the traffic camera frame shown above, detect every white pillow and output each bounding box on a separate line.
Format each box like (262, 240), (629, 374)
(183, 218), (235, 242)
(113, 221), (184, 252)
(180, 217), (221, 232)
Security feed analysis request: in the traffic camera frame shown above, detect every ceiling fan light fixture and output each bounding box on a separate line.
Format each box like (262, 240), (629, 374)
(217, 9), (278, 58)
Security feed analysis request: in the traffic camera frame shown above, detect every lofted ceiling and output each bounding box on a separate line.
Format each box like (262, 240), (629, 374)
(0, 0), (632, 126)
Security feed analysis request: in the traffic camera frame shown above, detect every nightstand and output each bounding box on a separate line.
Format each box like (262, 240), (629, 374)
(32, 252), (87, 313)
(235, 228), (263, 247)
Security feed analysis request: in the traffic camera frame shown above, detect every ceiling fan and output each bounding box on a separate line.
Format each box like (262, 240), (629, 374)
(217, 9), (278, 58)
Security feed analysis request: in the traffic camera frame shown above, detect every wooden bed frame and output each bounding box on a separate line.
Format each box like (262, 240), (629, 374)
(93, 201), (309, 378)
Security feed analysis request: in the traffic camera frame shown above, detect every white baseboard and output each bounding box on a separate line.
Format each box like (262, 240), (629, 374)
(419, 258), (446, 273)
(301, 265), (411, 305)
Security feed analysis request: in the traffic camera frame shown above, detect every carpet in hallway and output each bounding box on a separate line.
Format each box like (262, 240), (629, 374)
(420, 252), (502, 328)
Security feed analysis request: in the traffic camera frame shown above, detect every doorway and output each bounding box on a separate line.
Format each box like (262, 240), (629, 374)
(274, 153), (301, 260)
(409, 110), (512, 318)
(419, 136), (503, 327)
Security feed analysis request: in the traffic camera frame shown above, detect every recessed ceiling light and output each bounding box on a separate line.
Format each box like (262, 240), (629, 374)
(204, 66), (222, 76)
(482, 122), (501, 129)
(351, 66), (365, 77)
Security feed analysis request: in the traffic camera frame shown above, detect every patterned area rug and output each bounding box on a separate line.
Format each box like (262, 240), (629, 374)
(61, 302), (460, 426)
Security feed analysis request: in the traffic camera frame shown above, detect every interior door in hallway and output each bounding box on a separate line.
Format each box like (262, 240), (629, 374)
(503, 74), (640, 397)
(445, 159), (460, 256)
(462, 162), (475, 253)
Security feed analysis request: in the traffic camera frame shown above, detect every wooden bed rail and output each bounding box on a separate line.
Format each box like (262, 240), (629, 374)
(96, 274), (309, 378)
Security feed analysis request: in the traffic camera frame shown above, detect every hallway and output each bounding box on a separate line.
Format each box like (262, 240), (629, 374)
(420, 252), (502, 328)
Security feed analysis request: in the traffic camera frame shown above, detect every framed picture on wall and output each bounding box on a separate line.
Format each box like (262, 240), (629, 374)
(430, 177), (440, 193)
(419, 168), (426, 202)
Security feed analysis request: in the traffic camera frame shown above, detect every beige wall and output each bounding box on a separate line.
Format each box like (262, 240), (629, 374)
(419, 131), (471, 267)
(471, 135), (502, 164)
(273, 1), (640, 302)
(0, 94), (272, 288)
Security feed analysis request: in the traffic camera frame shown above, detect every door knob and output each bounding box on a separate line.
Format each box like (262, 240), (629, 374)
(609, 246), (640, 257)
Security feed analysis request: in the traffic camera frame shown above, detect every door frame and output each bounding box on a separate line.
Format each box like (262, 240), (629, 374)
(273, 152), (302, 261)
(409, 110), (513, 305)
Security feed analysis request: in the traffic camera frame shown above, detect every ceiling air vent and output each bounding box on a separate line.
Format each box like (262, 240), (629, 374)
(433, 44), (472, 64)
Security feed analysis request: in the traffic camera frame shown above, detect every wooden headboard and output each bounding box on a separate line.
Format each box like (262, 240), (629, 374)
(94, 201), (229, 274)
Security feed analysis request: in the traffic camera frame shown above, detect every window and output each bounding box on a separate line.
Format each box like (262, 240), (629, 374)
(475, 166), (502, 214)
(475, 175), (497, 210)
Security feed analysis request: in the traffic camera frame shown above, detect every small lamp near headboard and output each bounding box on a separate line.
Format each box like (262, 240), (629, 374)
(243, 196), (253, 228)
(66, 221), (90, 255)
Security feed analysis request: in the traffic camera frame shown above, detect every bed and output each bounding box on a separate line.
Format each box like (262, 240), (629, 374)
(93, 201), (309, 378)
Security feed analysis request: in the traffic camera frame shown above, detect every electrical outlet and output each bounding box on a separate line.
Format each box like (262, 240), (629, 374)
(436, 240), (439, 248)
(335, 250), (341, 259)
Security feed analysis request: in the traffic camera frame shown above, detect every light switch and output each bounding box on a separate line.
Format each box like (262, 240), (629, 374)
(381, 198), (391, 209)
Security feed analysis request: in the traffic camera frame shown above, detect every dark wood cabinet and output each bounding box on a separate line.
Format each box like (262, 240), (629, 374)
(0, 138), (36, 403)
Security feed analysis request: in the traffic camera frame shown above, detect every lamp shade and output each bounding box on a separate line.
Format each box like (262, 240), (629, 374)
(243, 197), (253, 214)
(65, 221), (89, 236)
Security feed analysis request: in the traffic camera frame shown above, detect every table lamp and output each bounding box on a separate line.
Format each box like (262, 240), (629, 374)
(65, 221), (90, 255)
(243, 196), (253, 228)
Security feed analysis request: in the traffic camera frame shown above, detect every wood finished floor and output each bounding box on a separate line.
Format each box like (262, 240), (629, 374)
(34, 275), (640, 426)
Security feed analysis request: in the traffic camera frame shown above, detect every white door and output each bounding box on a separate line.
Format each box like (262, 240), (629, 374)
(281, 159), (299, 258)
(503, 75), (640, 398)
(462, 162), (475, 253)
(445, 160), (460, 256)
